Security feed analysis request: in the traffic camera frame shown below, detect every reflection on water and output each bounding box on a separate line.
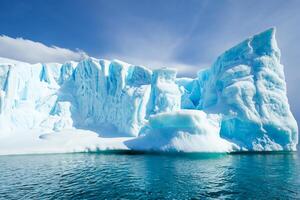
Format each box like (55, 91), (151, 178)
(0, 152), (299, 199)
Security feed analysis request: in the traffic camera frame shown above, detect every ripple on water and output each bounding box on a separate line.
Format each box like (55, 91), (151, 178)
(0, 152), (299, 199)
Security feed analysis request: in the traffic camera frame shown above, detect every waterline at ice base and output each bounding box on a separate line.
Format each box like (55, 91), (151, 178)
(0, 28), (298, 155)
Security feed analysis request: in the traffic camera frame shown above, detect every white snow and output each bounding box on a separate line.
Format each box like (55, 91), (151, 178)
(0, 130), (130, 155)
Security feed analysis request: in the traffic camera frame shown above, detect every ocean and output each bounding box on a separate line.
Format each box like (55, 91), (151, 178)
(0, 151), (299, 199)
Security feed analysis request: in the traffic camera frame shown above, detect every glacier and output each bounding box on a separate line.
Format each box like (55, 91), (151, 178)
(0, 28), (298, 155)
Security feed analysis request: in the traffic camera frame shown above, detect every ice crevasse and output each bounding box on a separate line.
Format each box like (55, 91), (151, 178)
(0, 28), (298, 154)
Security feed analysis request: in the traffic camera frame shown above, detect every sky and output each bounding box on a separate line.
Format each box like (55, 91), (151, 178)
(0, 0), (300, 123)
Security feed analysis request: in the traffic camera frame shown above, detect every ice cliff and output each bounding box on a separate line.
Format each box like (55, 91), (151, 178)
(0, 28), (298, 154)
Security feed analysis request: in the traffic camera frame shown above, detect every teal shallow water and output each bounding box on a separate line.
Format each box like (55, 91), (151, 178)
(0, 151), (299, 199)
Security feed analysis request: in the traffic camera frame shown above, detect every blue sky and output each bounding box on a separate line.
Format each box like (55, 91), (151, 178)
(0, 0), (300, 122)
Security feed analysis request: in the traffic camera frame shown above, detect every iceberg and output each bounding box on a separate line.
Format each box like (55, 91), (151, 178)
(0, 28), (297, 155)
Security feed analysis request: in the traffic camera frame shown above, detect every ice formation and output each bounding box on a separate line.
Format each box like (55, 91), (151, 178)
(0, 28), (298, 155)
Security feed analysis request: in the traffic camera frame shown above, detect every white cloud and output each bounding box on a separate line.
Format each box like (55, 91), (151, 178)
(0, 35), (87, 63)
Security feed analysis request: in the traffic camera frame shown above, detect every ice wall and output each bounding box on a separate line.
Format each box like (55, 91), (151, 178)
(179, 28), (298, 150)
(0, 28), (297, 152)
(146, 68), (182, 117)
(73, 58), (152, 136)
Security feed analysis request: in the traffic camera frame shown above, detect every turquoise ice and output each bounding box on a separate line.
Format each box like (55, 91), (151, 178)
(0, 28), (297, 152)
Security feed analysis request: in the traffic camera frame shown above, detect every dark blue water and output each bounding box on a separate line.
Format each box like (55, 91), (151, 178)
(0, 152), (299, 199)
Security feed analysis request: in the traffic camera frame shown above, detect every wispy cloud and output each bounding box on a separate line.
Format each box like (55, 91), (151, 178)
(100, 9), (206, 77)
(0, 35), (87, 63)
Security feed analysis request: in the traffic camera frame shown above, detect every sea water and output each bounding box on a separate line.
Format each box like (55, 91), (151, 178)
(0, 152), (299, 199)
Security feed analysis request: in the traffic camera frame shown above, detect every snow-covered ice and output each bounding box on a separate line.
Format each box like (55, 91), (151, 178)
(126, 110), (236, 152)
(0, 28), (298, 155)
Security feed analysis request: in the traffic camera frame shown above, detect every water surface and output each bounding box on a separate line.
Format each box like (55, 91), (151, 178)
(0, 151), (299, 199)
